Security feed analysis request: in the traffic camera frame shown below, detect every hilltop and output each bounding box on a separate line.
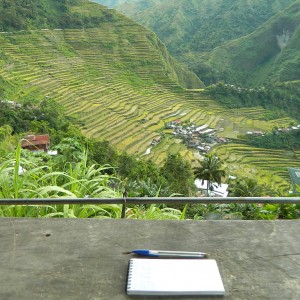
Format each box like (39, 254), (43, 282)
(0, 0), (300, 192)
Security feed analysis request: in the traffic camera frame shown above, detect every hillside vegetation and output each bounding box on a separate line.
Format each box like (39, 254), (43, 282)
(197, 0), (300, 86)
(0, 0), (300, 193)
(0, 0), (118, 31)
(95, 0), (300, 87)
(101, 0), (295, 53)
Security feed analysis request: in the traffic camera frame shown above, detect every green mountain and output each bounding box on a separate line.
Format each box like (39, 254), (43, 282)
(1, 0), (299, 191)
(197, 0), (300, 86)
(95, 0), (297, 85)
(103, 0), (295, 53)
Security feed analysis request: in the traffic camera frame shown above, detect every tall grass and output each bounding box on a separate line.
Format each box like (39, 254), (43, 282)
(126, 204), (185, 220)
(0, 145), (185, 219)
(0, 144), (121, 218)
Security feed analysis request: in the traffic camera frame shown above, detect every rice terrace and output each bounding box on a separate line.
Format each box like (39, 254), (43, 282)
(0, 1), (300, 194)
(1, 2), (300, 299)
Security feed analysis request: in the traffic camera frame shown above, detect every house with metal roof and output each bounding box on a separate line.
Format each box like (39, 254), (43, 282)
(21, 134), (50, 152)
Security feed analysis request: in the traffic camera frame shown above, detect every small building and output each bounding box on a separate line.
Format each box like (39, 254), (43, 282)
(252, 131), (264, 136)
(195, 124), (209, 132)
(151, 137), (161, 146)
(288, 168), (300, 194)
(201, 128), (215, 135)
(21, 134), (50, 152)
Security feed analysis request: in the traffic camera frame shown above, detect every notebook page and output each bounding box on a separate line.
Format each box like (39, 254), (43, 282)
(127, 258), (225, 295)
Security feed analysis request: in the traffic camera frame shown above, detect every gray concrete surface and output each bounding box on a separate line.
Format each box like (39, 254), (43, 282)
(0, 218), (299, 300)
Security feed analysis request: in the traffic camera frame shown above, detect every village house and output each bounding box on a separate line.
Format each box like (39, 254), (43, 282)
(21, 134), (50, 152)
(151, 137), (162, 146)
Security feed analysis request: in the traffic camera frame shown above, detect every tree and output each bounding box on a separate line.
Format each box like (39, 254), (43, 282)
(193, 154), (226, 194)
(88, 140), (118, 172)
(53, 137), (86, 168)
(161, 154), (196, 196)
(231, 178), (262, 197)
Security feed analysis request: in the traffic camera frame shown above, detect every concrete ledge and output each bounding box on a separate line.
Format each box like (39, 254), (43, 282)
(0, 219), (299, 299)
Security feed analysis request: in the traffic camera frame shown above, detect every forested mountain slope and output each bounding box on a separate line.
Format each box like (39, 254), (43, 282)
(94, 0), (297, 86)
(197, 0), (300, 86)
(99, 0), (295, 53)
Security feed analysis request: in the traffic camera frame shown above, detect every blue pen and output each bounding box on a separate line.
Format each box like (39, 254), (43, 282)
(127, 249), (208, 258)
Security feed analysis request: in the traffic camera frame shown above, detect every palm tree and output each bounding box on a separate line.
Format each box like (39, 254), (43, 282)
(193, 154), (226, 195)
(231, 178), (262, 197)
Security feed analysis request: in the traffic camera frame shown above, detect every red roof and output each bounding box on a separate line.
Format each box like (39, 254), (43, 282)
(21, 134), (50, 147)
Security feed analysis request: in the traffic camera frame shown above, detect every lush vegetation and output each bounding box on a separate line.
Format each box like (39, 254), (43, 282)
(103, 0), (300, 88)
(246, 130), (300, 150)
(0, 0), (118, 31)
(0, 98), (77, 136)
(0, 143), (186, 219)
(1, 97), (299, 220)
(206, 82), (300, 121)
(107, 0), (294, 53)
(196, 1), (300, 86)
(0, 0), (299, 220)
(1, 133), (299, 220)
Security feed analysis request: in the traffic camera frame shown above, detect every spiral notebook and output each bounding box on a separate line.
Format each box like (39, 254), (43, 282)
(126, 258), (225, 296)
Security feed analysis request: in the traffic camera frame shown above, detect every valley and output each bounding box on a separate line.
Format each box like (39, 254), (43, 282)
(1, 24), (299, 192)
(0, 0), (300, 195)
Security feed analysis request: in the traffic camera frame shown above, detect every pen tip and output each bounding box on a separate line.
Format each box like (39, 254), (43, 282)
(122, 251), (132, 254)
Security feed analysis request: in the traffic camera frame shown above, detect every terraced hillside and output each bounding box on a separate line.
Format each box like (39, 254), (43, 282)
(0, 7), (299, 192)
(212, 144), (300, 193)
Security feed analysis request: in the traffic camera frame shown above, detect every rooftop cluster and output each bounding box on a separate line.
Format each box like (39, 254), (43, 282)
(165, 120), (227, 154)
